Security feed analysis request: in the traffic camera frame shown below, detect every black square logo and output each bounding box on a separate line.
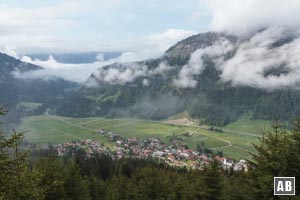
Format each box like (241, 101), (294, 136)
(274, 177), (295, 195)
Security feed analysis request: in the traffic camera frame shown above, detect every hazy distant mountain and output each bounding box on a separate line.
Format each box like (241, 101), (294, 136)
(26, 52), (122, 64)
(0, 52), (39, 106)
(0, 52), (78, 110)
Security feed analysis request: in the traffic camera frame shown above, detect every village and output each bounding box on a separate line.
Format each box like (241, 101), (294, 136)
(54, 128), (249, 171)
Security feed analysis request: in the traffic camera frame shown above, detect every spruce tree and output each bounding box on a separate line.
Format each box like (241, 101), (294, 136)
(0, 107), (43, 200)
(250, 121), (300, 199)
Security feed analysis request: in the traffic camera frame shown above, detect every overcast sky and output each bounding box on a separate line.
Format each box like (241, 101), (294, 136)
(0, 0), (211, 55)
(2, 0), (300, 54)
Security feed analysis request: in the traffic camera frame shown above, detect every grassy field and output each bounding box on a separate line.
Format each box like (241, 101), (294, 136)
(225, 113), (272, 134)
(221, 146), (253, 161)
(17, 115), (112, 147)
(17, 115), (262, 160)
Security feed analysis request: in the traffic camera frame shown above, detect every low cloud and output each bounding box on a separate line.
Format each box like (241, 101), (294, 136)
(149, 62), (172, 75)
(12, 55), (106, 83)
(219, 27), (300, 90)
(131, 93), (186, 120)
(12, 26), (300, 91)
(11, 50), (172, 84)
(4, 27), (194, 84)
(174, 27), (300, 90)
(142, 79), (149, 86)
(9, 49), (156, 83)
(0, 45), (19, 58)
(90, 61), (171, 85)
(173, 38), (234, 88)
(91, 63), (148, 85)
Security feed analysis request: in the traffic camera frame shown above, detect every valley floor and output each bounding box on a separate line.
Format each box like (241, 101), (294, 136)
(16, 114), (271, 160)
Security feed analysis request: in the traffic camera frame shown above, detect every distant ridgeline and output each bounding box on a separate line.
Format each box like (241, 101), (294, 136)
(55, 32), (300, 126)
(0, 53), (78, 127)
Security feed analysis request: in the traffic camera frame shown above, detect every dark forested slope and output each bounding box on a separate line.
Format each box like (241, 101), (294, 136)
(0, 53), (78, 127)
(55, 32), (300, 125)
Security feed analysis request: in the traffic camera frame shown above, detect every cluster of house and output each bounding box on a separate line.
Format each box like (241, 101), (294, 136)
(215, 156), (249, 171)
(52, 129), (249, 171)
(54, 139), (109, 157)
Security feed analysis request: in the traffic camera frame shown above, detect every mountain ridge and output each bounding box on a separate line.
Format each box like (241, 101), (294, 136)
(55, 31), (297, 125)
(4, 31), (300, 127)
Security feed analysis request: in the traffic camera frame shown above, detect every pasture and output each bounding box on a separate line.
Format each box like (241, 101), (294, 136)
(17, 115), (262, 159)
(225, 113), (272, 134)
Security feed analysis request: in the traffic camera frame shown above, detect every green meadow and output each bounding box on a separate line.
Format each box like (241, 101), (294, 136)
(17, 115), (263, 159)
(225, 113), (272, 134)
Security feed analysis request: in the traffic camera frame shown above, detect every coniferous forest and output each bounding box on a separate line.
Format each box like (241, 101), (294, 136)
(1, 106), (300, 200)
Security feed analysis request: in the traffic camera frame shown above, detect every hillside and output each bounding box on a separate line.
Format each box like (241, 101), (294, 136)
(0, 53), (40, 105)
(0, 53), (79, 126)
(55, 31), (300, 126)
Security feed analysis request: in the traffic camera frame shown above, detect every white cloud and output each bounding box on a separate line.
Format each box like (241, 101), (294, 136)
(109, 29), (196, 60)
(11, 50), (173, 83)
(0, 0), (122, 54)
(90, 61), (172, 85)
(149, 62), (172, 75)
(219, 27), (300, 90)
(202, 0), (300, 35)
(150, 29), (196, 55)
(95, 53), (104, 62)
(170, 0), (300, 90)
(173, 27), (300, 90)
(0, 0), (197, 56)
(116, 52), (142, 63)
(0, 45), (19, 58)
(92, 63), (148, 85)
(142, 79), (149, 86)
(12, 55), (109, 83)
(174, 38), (234, 88)
(4, 25), (194, 84)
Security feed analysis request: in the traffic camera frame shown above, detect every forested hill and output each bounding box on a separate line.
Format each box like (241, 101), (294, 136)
(0, 52), (40, 105)
(0, 52), (79, 106)
(0, 53), (78, 126)
(56, 32), (300, 126)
